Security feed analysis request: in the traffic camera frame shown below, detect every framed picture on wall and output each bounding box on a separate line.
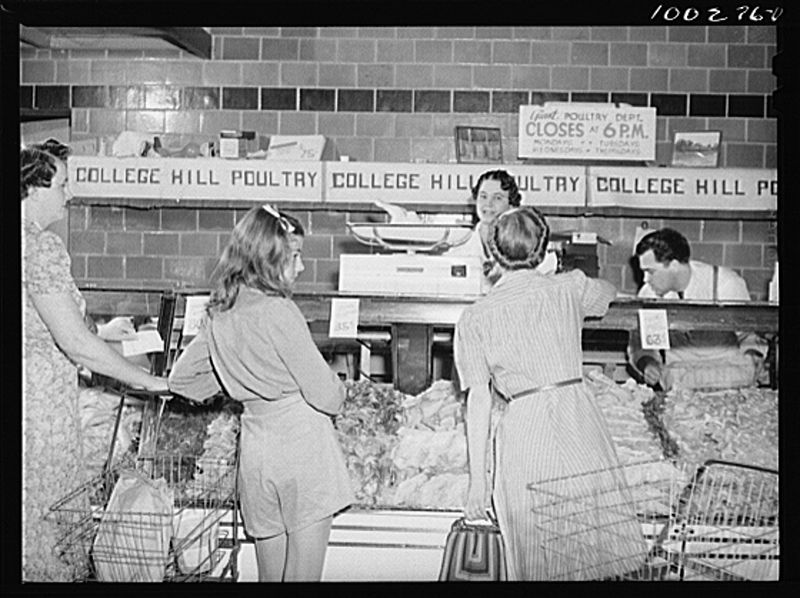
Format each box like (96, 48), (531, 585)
(670, 130), (722, 168)
(455, 126), (503, 164)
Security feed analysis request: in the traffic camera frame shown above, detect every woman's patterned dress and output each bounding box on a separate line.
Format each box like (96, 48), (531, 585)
(22, 220), (89, 581)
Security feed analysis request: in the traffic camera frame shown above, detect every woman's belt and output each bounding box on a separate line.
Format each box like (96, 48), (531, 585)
(507, 377), (584, 401)
(242, 392), (304, 415)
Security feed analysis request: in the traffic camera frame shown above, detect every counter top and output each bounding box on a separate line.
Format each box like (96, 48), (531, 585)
(293, 293), (778, 333)
(80, 285), (778, 393)
(81, 285), (778, 334)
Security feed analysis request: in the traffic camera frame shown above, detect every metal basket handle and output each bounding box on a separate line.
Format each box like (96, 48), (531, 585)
(100, 388), (170, 478)
(134, 391), (170, 478)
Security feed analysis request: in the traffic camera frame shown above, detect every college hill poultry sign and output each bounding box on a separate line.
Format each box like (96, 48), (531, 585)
(67, 157), (776, 211)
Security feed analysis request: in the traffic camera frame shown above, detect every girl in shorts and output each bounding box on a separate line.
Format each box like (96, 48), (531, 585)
(169, 205), (354, 581)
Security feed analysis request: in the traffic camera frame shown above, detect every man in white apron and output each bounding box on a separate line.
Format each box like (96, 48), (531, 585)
(628, 227), (768, 391)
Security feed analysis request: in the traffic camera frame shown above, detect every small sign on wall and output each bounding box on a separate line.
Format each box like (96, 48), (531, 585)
(518, 103), (657, 161)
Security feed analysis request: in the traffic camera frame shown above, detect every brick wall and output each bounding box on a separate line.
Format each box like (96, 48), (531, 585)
(21, 26), (777, 166)
(67, 205), (777, 301)
(22, 26), (778, 300)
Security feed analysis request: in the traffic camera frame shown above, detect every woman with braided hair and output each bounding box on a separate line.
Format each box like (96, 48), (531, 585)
(454, 206), (646, 580)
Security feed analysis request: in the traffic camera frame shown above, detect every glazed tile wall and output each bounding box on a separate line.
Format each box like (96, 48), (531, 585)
(67, 205), (777, 301)
(21, 26), (777, 166)
(20, 26), (778, 298)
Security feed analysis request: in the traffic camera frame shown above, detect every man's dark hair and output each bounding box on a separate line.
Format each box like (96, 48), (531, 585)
(635, 227), (690, 264)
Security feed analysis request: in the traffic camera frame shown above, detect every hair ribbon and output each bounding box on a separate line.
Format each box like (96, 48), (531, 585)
(262, 203), (294, 232)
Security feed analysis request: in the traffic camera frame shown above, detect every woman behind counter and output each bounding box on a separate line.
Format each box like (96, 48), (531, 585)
(22, 140), (168, 581)
(454, 206), (646, 580)
(445, 169), (557, 285)
(169, 205), (354, 582)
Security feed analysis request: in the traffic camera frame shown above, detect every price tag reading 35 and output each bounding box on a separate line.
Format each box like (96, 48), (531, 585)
(329, 298), (360, 339)
(638, 309), (671, 350)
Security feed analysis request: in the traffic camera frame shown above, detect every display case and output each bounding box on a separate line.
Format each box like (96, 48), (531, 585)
(78, 285), (779, 580)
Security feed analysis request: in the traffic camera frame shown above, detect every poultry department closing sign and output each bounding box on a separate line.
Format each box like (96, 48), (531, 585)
(518, 103), (657, 161)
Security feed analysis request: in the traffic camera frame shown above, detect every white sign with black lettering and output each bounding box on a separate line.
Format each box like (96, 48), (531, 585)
(324, 162), (585, 205)
(588, 167), (777, 210)
(69, 157), (324, 201)
(638, 309), (671, 350)
(329, 298), (360, 339)
(518, 103), (656, 161)
(182, 295), (210, 337)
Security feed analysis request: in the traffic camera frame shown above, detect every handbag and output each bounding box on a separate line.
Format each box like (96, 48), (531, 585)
(439, 516), (507, 581)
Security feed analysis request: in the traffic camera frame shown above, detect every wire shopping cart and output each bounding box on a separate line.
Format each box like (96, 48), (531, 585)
(48, 389), (240, 582)
(524, 458), (779, 581)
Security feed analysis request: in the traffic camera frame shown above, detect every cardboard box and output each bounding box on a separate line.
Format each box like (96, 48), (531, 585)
(219, 130), (256, 159)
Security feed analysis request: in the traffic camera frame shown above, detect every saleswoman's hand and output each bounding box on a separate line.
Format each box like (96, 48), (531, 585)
(464, 476), (489, 521)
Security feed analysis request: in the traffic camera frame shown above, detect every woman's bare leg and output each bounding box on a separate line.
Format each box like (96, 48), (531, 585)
(254, 533), (287, 582)
(283, 516), (333, 581)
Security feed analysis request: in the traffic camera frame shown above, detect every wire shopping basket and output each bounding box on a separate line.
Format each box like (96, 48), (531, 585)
(48, 389), (240, 582)
(524, 459), (779, 581)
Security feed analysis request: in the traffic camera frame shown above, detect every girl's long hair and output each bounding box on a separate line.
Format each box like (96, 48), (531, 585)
(205, 207), (304, 316)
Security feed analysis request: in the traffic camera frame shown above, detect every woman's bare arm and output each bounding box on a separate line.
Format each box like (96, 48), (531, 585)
(30, 291), (168, 392)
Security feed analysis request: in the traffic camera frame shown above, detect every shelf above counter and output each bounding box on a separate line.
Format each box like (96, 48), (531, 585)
(67, 194), (777, 221)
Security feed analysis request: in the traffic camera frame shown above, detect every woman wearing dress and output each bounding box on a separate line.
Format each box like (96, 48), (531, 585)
(22, 140), (168, 581)
(168, 205), (354, 581)
(454, 206), (646, 580)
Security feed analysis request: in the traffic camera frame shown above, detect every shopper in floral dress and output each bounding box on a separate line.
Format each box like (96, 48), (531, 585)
(22, 140), (168, 581)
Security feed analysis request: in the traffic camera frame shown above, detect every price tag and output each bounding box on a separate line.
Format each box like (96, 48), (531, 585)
(638, 309), (671, 350)
(121, 329), (164, 356)
(183, 295), (210, 336)
(329, 298), (360, 339)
